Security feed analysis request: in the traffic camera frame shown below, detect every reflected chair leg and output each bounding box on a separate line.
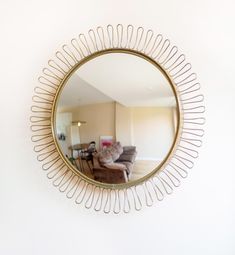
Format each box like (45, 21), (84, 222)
(86, 160), (93, 174)
(73, 158), (79, 169)
(80, 159), (85, 173)
(77, 157), (84, 173)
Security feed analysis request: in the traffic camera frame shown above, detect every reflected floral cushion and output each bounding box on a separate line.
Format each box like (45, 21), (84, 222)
(97, 141), (125, 165)
(107, 146), (120, 161)
(98, 150), (113, 165)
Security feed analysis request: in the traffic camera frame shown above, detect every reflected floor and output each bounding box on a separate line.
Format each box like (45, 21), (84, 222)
(130, 160), (161, 181)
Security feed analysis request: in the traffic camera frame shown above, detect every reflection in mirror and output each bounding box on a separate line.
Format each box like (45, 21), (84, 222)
(55, 53), (178, 184)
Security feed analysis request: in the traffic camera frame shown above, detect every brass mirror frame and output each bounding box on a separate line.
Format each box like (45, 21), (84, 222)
(52, 48), (181, 190)
(31, 24), (205, 213)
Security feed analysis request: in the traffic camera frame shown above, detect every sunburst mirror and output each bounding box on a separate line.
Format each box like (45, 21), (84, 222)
(31, 24), (205, 213)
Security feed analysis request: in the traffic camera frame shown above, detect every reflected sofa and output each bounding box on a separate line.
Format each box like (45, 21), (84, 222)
(93, 142), (137, 184)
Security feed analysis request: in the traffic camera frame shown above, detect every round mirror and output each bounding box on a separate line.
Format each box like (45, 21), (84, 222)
(55, 51), (179, 185)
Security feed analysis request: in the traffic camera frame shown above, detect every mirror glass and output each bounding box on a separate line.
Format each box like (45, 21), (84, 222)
(55, 52), (178, 184)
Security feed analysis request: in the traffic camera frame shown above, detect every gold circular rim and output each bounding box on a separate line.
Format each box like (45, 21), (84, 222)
(51, 48), (182, 190)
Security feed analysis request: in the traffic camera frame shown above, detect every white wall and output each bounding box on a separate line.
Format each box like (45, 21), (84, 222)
(72, 102), (116, 148)
(131, 107), (174, 160)
(56, 112), (72, 156)
(1, 1), (235, 255)
(115, 103), (133, 146)
(116, 103), (175, 159)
